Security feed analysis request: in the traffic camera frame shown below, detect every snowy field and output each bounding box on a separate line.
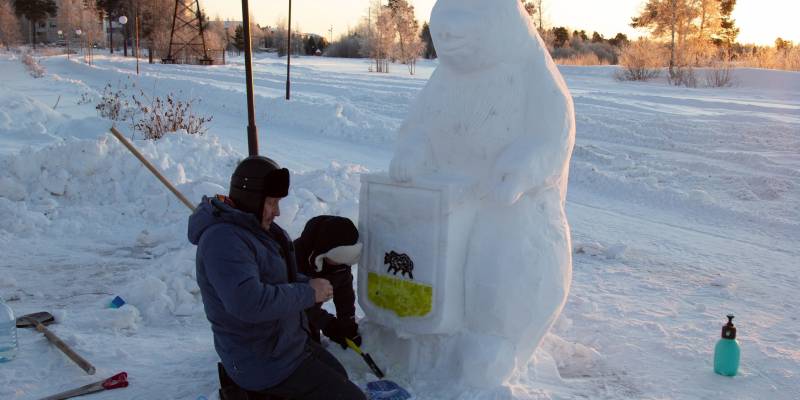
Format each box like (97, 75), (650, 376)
(0, 51), (798, 399)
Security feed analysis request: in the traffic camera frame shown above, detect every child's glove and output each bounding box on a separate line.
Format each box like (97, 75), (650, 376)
(322, 317), (361, 349)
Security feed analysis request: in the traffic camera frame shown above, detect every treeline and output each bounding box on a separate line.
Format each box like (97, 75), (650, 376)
(322, 0), (433, 75)
(321, 0), (629, 73)
(0, 0), (227, 60)
(225, 21), (329, 57)
(621, 0), (799, 85)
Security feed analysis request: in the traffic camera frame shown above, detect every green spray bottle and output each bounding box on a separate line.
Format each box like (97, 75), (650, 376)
(714, 315), (740, 376)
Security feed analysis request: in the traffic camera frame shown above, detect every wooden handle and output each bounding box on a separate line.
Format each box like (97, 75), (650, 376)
(109, 127), (196, 211)
(35, 322), (97, 375)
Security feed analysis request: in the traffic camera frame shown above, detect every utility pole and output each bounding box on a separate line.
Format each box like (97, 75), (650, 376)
(109, 15), (114, 54)
(135, 13), (140, 74)
(328, 25), (333, 44)
(285, 0), (291, 100)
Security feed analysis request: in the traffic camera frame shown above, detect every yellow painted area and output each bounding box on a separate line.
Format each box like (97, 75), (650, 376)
(367, 272), (433, 317)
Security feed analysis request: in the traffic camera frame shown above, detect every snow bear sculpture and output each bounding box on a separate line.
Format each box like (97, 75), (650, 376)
(388, 0), (576, 388)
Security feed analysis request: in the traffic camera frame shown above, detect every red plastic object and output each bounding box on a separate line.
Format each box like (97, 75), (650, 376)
(102, 372), (129, 390)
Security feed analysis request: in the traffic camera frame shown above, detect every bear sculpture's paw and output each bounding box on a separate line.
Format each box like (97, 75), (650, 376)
(389, 149), (427, 183)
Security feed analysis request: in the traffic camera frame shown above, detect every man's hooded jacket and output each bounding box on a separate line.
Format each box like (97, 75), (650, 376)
(188, 196), (315, 391)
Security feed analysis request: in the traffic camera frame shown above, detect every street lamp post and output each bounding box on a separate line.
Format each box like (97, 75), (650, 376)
(75, 29), (83, 63)
(58, 30), (69, 60)
(286, 0), (291, 100)
(119, 16), (128, 57)
(241, 0), (259, 156)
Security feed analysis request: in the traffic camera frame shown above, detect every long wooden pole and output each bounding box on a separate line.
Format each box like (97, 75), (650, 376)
(109, 127), (196, 211)
(33, 319), (96, 375)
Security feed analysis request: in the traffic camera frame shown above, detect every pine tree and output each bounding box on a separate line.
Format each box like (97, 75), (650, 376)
(420, 21), (436, 59)
(391, 0), (422, 74)
(714, 0), (738, 50)
(0, 0), (22, 50)
(233, 24), (244, 53)
(609, 33), (629, 47)
(551, 27), (569, 48)
(317, 36), (328, 53)
(12, 0), (57, 48)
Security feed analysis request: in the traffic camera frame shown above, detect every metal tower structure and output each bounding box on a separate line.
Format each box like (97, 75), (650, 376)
(163, 0), (213, 65)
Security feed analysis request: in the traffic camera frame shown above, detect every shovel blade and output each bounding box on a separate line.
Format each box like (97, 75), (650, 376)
(16, 311), (55, 328)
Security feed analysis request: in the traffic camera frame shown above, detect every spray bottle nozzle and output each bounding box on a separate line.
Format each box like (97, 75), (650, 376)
(721, 314), (737, 339)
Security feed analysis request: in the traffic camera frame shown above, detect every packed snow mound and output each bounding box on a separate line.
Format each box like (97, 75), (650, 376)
(729, 68), (800, 93)
(0, 131), (367, 239)
(0, 92), (63, 150)
(0, 133), (238, 239)
(0, 130), (368, 322)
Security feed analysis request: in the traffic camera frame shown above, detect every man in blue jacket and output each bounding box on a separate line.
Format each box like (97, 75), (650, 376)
(188, 156), (366, 400)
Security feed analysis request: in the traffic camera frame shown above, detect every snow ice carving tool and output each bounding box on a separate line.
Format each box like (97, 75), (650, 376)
(346, 338), (385, 378)
(16, 312), (96, 375)
(345, 339), (412, 400)
(39, 372), (128, 400)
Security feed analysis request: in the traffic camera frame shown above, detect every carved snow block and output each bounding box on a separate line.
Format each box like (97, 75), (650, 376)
(358, 173), (477, 335)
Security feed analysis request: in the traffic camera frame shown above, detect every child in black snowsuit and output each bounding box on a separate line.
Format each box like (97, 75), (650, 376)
(294, 215), (363, 348)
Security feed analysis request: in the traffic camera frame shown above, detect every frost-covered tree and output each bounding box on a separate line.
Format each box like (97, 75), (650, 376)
(372, 6), (394, 72)
(392, 0), (422, 74)
(55, 0), (85, 53)
(12, 0), (57, 49)
(631, 0), (738, 79)
(520, 0), (536, 18)
(631, 0), (712, 82)
(0, 0), (22, 50)
(139, 0), (175, 59)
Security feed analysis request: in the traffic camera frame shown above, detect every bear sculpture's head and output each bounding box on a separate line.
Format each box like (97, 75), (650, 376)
(430, 0), (547, 74)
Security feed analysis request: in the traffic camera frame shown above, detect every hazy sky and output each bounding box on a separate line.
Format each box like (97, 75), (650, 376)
(203, 0), (799, 46)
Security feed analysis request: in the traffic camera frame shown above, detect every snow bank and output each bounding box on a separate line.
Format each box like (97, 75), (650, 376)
(0, 133), (237, 240)
(0, 130), (368, 323)
(730, 67), (800, 93)
(0, 92), (63, 153)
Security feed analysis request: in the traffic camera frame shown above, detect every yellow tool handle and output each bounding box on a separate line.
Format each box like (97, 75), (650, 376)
(345, 338), (363, 355)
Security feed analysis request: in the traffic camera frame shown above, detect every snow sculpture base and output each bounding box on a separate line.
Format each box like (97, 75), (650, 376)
(357, 173), (477, 335)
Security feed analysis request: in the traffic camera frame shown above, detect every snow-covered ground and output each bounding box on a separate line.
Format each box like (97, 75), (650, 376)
(1, 51), (798, 399)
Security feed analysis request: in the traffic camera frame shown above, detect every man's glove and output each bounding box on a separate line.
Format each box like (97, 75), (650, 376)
(322, 317), (361, 349)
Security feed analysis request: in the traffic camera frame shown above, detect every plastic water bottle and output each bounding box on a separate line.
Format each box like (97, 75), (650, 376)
(0, 299), (18, 362)
(713, 314), (740, 376)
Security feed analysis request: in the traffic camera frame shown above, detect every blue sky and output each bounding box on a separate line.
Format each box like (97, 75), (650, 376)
(203, 0), (799, 45)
